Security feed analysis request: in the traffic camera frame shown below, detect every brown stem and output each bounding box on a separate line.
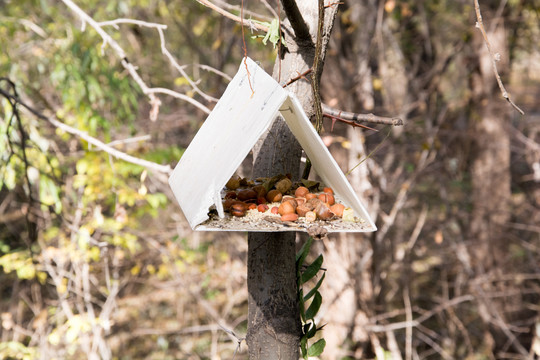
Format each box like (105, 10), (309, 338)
(323, 104), (404, 126)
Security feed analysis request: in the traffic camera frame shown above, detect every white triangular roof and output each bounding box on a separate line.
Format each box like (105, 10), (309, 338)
(168, 57), (376, 232)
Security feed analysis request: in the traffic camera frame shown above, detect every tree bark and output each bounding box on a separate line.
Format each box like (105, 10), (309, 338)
(246, 1), (339, 359)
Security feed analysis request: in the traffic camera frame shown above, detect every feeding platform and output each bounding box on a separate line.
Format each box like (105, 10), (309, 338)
(168, 57), (376, 233)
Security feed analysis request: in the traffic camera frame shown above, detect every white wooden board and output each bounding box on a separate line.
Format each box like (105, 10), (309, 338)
(168, 57), (377, 232)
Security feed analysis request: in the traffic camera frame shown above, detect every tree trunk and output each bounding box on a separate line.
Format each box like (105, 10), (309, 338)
(246, 1), (339, 359)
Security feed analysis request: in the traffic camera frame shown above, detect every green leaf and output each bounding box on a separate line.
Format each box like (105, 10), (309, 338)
(262, 18), (281, 48)
(301, 254), (323, 284)
(296, 236), (313, 264)
(301, 179), (320, 191)
(305, 291), (322, 320)
(300, 335), (308, 359)
(307, 338), (326, 357)
(304, 272), (325, 301)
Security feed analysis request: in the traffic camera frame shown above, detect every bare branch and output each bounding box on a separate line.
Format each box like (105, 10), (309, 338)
(196, 64), (233, 82)
(282, 68), (313, 87)
(473, 0), (524, 115)
(97, 18), (167, 29)
(98, 18), (221, 102)
(0, 88), (172, 175)
(61, 0), (211, 115)
(214, 0), (274, 22)
(365, 295), (475, 332)
(322, 104), (403, 126)
(324, 113), (378, 131)
(195, 0), (269, 32)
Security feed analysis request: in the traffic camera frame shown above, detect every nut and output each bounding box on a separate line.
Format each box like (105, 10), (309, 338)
(271, 206), (279, 214)
(225, 191), (237, 199)
(266, 189), (283, 203)
(278, 201), (296, 216)
(223, 198), (236, 210)
(305, 211), (317, 222)
(315, 202), (334, 220)
(305, 193), (317, 200)
(296, 202), (314, 217)
(281, 213), (299, 222)
(248, 203), (257, 210)
(330, 203), (345, 217)
(230, 202), (247, 217)
(282, 195), (295, 203)
(318, 193), (335, 205)
(323, 187), (334, 195)
(275, 178), (292, 194)
(295, 186), (309, 198)
(237, 189), (257, 201)
(307, 198), (322, 207)
(252, 185), (267, 197)
(226, 176), (240, 190)
(257, 204), (269, 213)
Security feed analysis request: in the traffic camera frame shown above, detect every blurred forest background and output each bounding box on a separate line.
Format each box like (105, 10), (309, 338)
(1, 0), (540, 359)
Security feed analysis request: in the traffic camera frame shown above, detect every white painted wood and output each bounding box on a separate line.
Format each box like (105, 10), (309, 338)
(169, 57), (377, 232)
(279, 96), (376, 230)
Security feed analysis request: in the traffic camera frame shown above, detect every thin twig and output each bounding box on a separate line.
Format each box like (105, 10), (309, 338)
(323, 104), (403, 126)
(195, 0), (269, 32)
(0, 88), (172, 175)
(365, 294), (475, 332)
(106, 135), (151, 148)
(97, 18), (167, 29)
(282, 68), (313, 87)
(99, 18), (219, 103)
(61, 0), (211, 115)
(324, 113), (378, 131)
(473, 0), (524, 115)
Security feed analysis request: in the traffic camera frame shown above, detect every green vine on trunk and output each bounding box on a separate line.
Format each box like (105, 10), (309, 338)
(296, 237), (327, 359)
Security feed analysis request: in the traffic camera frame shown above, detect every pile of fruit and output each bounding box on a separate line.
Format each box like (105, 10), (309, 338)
(222, 175), (354, 223)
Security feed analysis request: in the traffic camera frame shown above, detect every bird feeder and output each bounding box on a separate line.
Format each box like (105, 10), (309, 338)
(168, 57), (376, 233)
